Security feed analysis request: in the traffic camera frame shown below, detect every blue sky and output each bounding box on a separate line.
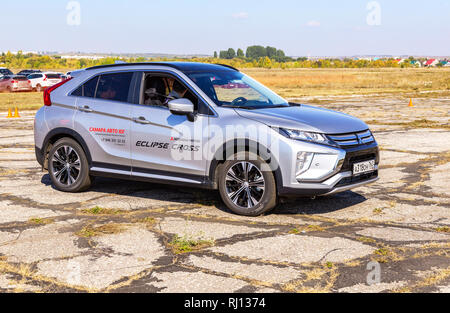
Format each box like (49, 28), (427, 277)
(1, 0), (449, 56)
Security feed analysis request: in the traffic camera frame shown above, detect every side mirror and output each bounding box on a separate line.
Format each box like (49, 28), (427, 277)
(168, 98), (194, 115)
(168, 98), (196, 122)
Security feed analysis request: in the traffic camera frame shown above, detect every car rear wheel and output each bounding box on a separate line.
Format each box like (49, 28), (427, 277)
(48, 138), (92, 192)
(218, 153), (277, 216)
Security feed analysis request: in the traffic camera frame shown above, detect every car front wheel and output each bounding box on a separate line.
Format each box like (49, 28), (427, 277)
(48, 138), (92, 192)
(218, 153), (277, 216)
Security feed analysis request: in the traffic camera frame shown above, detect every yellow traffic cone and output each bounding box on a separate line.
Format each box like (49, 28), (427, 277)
(7, 108), (13, 118)
(13, 107), (20, 118)
(409, 99), (414, 107)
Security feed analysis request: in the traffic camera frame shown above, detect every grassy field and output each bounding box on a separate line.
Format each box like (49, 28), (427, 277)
(0, 68), (448, 112)
(243, 68), (450, 98)
(0, 92), (43, 111)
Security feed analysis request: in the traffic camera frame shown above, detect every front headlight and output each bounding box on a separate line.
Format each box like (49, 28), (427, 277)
(279, 128), (337, 147)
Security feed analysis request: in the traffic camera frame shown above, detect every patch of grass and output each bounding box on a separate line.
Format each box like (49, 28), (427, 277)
(357, 236), (377, 244)
(373, 208), (384, 215)
(374, 248), (389, 256)
(435, 226), (450, 233)
(81, 206), (126, 215)
(289, 225), (326, 234)
(76, 223), (125, 238)
(303, 225), (326, 232)
(393, 266), (450, 293)
(140, 217), (157, 225)
(28, 218), (54, 225)
(326, 262), (333, 269)
(169, 235), (214, 254)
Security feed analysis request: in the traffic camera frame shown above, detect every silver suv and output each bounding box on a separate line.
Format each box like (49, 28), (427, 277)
(34, 62), (379, 216)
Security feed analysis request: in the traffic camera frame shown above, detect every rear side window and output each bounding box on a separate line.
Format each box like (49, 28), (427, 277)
(72, 72), (133, 102)
(95, 72), (133, 102)
(72, 76), (99, 98)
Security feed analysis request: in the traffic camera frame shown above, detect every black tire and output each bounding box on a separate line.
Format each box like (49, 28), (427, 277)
(218, 152), (277, 216)
(48, 138), (92, 192)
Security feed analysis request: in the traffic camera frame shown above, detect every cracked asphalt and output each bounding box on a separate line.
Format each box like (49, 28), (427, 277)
(0, 95), (449, 293)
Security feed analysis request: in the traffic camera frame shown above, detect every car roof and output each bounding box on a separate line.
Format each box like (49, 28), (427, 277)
(86, 62), (239, 73)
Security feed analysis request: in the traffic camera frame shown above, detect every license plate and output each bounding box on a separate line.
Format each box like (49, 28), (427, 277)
(353, 160), (375, 175)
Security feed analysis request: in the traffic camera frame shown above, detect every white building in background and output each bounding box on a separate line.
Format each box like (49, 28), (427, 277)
(60, 55), (106, 60)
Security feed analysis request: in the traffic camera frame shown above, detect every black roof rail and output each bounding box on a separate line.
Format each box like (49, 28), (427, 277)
(85, 62), (240, 72)
(216, 64), (239, 71)
(85, 62), (180, 71)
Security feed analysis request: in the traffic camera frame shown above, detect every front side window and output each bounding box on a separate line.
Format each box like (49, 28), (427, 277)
(187, 71), (289, 109)
(141, 73), (198, 110)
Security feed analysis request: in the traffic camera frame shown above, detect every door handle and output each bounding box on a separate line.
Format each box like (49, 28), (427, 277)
(132, 116), (151, 125)
(78, 105), (93, 113)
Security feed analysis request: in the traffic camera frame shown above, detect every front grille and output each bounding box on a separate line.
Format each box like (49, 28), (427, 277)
(341, 152), (378, 172)
(327, 130), (375, 148)
(335, 170), (378, 188)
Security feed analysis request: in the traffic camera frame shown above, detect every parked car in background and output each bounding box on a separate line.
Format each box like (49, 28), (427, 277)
(0, 75), (32, 92)
(27, 73), (52, 91)
(17, 69), (42, 76)
(0, 68), (14, 76)
(43, 72), (63, 86)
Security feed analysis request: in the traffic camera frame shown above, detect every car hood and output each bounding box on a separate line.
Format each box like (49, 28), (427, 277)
(234, 104), (369, 134)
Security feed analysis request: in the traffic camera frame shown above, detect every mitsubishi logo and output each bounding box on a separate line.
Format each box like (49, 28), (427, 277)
(356, 133), (363, 145)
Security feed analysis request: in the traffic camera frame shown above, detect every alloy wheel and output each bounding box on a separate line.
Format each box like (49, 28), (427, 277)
(51, 145), (81, 186)
(225, 162), (265, 209)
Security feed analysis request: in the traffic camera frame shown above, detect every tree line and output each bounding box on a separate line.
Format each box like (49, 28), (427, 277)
(215, 46), (290, 62)
(0, 50), (431, 71)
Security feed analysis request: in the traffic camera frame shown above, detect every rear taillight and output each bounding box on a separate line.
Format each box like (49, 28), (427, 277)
(43, 77), (73, 106)
(43, 75), (47, 81)
(11, 80), (17, 84)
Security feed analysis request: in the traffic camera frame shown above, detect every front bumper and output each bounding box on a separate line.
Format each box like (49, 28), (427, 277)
(278, 142), (379, 197)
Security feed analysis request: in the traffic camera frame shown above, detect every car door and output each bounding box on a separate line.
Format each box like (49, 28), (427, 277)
(73, 71), (138, 175)
(130, 72), (210, 184)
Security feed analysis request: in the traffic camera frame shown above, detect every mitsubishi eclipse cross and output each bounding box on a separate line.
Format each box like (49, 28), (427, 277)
(34, 62), (379, 216)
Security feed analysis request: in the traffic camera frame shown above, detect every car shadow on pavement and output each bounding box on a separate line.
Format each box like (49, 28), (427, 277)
(40, 174), (220, 206)
(40, 174), (367, 216)
(272, 192), (367, 215)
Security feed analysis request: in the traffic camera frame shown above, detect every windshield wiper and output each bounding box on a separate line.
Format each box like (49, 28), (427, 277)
(265, 105), (290, 109)
(221, 105), (258, 110)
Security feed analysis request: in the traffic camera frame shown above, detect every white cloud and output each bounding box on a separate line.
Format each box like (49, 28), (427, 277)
(306, 20), (321, 27)
(232, 12), (249, 19)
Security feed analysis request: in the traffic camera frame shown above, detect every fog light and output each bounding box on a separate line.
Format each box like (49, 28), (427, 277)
(296, 152), (314, 176)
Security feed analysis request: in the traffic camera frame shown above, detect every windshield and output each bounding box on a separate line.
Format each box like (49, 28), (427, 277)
(187, 71), (289, 109)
